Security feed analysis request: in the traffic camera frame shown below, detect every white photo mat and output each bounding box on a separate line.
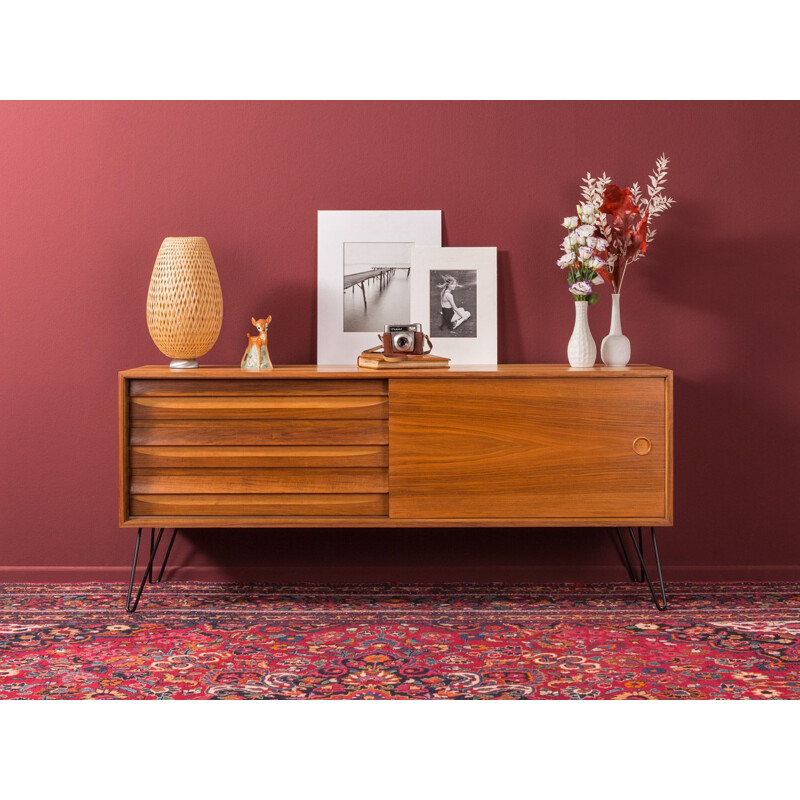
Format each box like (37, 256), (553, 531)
(410, 246), (497, 365)
(317, 210), (442, 364)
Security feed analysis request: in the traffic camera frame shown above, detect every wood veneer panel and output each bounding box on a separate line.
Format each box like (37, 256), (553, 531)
(665, 371), (674, 524)
(130, 445), (388, 469)
(123, 365), (671, 380)
(130, 395), (388, 420)
(130, 379), (387, 396)
(130, 493), (388, 516)
(118, 375), (129, 524)
(130, 419), (388, 446)
(389, 377), (667, 520)
(130, 468), (387, 494)
(123, 514), (671, 528)
(120, 366), (673, 528)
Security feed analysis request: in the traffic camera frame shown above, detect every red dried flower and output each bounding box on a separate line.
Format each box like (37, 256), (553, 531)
(579, 155), (675, 293)
(594, 265), (613, 285)
(599, 186), (649, 291)
(635, 212), (649, 255)
(599, 185), (640, 217)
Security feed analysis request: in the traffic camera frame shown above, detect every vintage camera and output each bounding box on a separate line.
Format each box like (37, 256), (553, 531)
(382, 324), (426, 355)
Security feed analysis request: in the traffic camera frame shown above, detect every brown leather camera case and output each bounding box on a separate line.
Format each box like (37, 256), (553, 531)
(381, 330), (426, 356)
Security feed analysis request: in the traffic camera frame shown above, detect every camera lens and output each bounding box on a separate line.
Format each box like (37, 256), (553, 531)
(393, 334), (412, 351)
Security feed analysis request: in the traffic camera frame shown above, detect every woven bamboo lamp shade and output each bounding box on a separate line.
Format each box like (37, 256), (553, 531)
(146, 237), (223, 369)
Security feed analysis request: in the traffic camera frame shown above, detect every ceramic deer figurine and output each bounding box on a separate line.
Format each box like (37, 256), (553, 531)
(241, 315), (273, 369)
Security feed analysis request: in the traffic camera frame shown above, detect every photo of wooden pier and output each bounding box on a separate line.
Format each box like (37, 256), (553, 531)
(345, 265), (410, 307)
(343, 242), (412, 332)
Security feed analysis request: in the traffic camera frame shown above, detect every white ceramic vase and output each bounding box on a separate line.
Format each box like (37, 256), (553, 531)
(567, 300), (596, 368)
(600, 293), (631, 367)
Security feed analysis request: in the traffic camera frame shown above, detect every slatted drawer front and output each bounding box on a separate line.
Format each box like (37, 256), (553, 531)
(128, 379), (388, 518)
(130, 494), (388, 517)
(130, 396), (388, 420)
(131, 468), (387, 494)
(130, 445), (388, 469)
(130, 420), (387, 446)
(130, 379), (387, 396)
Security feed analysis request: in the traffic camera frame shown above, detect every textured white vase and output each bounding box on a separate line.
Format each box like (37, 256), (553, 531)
(567, 301), (596, 368)
(600, 293), (631, 367)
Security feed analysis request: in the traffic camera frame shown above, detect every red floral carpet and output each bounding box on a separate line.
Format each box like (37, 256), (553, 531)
(1, 582), (798, 699)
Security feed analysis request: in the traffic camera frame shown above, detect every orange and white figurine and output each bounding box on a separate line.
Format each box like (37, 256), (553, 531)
(241, 315), (273, 369)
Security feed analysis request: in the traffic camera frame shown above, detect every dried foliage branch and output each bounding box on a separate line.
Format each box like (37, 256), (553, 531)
(577, 154), (675, 292)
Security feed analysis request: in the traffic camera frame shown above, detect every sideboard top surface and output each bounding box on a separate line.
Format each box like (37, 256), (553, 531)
(121, 364), (672, 380)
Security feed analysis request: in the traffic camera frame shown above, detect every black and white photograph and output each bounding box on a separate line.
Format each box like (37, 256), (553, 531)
(430, 270), (477, 337)
(410, 246), (497, 365)
(343, 241), (412, 332)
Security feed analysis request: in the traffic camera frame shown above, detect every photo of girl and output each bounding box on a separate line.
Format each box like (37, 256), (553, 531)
(431, 270), (477, 337)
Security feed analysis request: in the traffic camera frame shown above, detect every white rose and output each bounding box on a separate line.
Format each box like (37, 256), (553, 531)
(569, 280), (593, 296)
(578, 246), (593, 262)
(594, 237), (608, 252)
(557, 252), (576, 269)
(590, 256), (606, 271)
(577, 203), (596, 224)
(562, 216), (579, 230)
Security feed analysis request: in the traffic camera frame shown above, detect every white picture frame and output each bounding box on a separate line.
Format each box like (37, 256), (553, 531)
(317, 210), (442, 364)
(410, 246), (497, 365)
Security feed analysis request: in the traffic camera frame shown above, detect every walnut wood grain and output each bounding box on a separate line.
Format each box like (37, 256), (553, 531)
(389, 377), (668, 520)
(129, 395), (388, 420)
(130, 493), (388, 517)
(122, 365), (671, 380)
(666, 371), (674, 525)
(118, 375), (129, 525)
(130, 378), (388, 396)
(130, 445), (388, 469)
(119, 365), (673, 527)
(122, 514), (672, 528)
(130, 468), (388, 495)
(130, 419), (389, 446)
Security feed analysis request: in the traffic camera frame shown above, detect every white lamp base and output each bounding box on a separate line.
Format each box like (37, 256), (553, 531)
(169, 358), (199, 369)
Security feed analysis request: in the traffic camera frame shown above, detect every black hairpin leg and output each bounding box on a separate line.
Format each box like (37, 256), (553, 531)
(614, 527), (638, 582)
(148, 528), (155, 584)
(125, 527), (179, 612)
(157, 529), (178, 583)
(616, 526), (668, 611)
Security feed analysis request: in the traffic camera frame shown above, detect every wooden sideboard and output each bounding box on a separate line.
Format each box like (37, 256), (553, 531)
(119, 365), (672, 529)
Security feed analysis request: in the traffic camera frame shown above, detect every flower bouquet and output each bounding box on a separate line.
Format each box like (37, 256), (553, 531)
(558, 204), (609, 367)
(581, 154), (674, 295)
(558, 204), (609, 305)
(558, 154), (675, 367)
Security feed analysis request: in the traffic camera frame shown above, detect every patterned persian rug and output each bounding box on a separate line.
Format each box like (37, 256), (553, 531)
(0, 582), (798, 699)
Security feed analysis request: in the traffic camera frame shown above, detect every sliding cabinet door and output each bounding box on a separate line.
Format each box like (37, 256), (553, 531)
(389, 378), (669, 523)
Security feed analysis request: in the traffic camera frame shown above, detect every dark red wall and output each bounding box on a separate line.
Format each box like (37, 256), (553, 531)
(2, 101), (799, 581)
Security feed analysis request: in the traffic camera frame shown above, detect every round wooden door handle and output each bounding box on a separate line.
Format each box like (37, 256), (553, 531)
(633, 437), (652, 455)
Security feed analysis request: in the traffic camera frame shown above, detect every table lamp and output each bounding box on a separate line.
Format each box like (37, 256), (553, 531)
(146, 236), (223, 369)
